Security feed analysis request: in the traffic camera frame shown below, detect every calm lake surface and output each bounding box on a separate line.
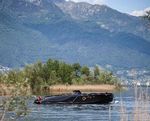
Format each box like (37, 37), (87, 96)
(3, 87), (150, 121)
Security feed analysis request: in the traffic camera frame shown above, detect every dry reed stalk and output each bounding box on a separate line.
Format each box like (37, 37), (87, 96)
(0, 83), (31, 96)
(49, 84), (115, 94)
(120, 93), (128, 121)
(122, 86), (150, 121)
(0, 84), (116, 95)
(120, 85), (150, 121)
(132, 86), (150, 121)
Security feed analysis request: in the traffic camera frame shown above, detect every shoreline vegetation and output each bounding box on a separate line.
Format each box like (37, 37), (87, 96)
(0, 58), (121, 120)
(1, 59), (150, 120)
(0, 58), (121, 96)
(50, 84), (116, 93)
(0, 84), (117, 96)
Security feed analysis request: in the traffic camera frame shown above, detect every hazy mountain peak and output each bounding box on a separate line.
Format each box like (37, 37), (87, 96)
(56, 1), (119, 20)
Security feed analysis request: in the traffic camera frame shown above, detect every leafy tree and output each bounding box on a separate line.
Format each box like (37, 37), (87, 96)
(81, 66), (90, 76)
(94, 66), (100, 78)
(53, 60), (60, 74)
(0, 73), (3, 82)
(72, 63), (81, 77)
(46, 59), (59, 72)
(144, 10), (150, 21)
(6, 70), (25, 84)
(24, 61), (45, 92)
(0, 58), (119, 93)
(57, 62), (73, 84)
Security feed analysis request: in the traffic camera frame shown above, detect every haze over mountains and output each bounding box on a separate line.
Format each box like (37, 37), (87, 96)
(0, 0), (150, 68)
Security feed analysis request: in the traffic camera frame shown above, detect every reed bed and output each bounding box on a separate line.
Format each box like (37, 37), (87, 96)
(120, 86), (150, 121)
(131, 86), (150, 121)
(49, 84), (116, 94)
(0, 83), (116, 96)
(0, 83), (31, 96)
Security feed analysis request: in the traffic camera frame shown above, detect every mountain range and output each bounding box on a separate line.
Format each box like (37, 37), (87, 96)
(0, 0), (150, 68)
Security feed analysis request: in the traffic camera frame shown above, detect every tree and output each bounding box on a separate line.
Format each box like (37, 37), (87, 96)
(94, 66), (100, 78)
(58, 62), (73, 84)
(143, 10), (150, 28)
(81, 66), (90, 76)
(144, 10), (150, 21)
(72, 63), (81, 77)
(24, 61), (45, 92)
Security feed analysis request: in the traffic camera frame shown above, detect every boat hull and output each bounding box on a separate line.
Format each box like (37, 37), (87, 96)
(34, 92), (113, 104)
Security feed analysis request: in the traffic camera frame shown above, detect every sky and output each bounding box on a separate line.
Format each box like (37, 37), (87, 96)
(66, 0), (150, 16)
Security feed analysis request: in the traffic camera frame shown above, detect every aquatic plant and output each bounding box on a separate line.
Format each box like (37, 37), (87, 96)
(0, 83), (30, 121)
(119, 85), (150, 121)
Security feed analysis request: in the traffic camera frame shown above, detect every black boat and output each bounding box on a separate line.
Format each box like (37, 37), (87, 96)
(34, 90), (113, 104)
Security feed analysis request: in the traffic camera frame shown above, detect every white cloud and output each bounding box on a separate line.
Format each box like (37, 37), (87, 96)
(130, 7), (150, 17)
(66, 0), (106, 5)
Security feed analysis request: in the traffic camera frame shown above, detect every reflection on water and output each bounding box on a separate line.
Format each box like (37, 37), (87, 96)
(1, 87), (150, 121)
(25, 104), (113, 121)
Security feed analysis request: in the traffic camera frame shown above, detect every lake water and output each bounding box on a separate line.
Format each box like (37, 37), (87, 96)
(2, 87), (150, 121)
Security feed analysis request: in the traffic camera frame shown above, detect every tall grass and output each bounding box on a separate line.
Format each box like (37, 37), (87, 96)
(49, 84), (116, 94)
(120, 85), (150, 121)
(0, 83), (30, 121)
(132, 86), (150, 121)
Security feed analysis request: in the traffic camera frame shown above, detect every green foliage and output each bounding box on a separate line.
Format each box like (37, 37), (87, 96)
(57, 62), (73, 84)
(72, 63), (81, 77)
(144, 10), (150, 21)
(94, 65), (100, 78)
(81, 66), (90, 76)
(0, 82), (30, 121)
(0, 59), (120, 92)
(24, 62), (44, 93)
(0, 73), (4, 83)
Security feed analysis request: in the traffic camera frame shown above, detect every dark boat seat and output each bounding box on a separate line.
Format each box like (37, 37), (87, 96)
(73, 90), (81, 95)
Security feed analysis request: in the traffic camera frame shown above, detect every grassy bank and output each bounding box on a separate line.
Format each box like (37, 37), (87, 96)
(0, 83), (117, 96)
(50, 84), (116, 94)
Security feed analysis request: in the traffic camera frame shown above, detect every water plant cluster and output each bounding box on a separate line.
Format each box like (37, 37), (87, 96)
(0, 59), (119, 93)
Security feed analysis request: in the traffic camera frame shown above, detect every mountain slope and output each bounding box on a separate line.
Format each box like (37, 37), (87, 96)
(25, 17), (150, 68)
(0, 0), (150, 68)
(55, 1), (150, 42)
(0, 11), (58, 67)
